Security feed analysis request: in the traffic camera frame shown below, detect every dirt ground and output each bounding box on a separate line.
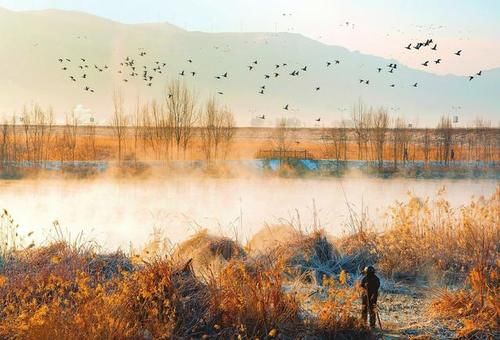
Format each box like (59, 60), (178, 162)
(290, 280), (458, 339)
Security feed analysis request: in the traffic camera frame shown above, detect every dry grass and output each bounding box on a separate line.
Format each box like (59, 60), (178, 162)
(430, 268), (499, 338)
(0, 187), (498, 338)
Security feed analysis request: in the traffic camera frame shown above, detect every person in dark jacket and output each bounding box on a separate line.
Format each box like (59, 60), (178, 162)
(360, 266), (380, 327)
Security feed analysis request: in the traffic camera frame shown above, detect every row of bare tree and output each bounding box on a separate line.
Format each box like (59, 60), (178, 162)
(0, 105), (98, 166)
(321, 102), (498, 167)
(113, 80), (235, 164)
(0, 80), (236, 166)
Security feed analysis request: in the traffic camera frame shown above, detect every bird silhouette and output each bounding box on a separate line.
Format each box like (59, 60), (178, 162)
(82, 74), (87, 79)
(469, 76), (474, 81)
(179, 70), (185, 76)
(455, 50), (462, 56)
(274, 73), (280, 77)
(84, 86), (90, 91)
(435, 59), (442, 64)
(258, 114), (265, 120)
(260, 85), (266, 89)
(248, 66), (254, 71)
(301, 66), (307, 71)
(70, 76), (76, 82)
(81, 58), (86, 62)
(264, 74), (270, 79)
(377, 68), (382, 72)
(315, 87), (321, 91)
(253, 60), (258, 65)
(58, 58), (63, 63)
(405, 43), (412, 50)
(422, 61), (429, 67)
(431, 44), (437, 51)
(217, 91), (224, 95)
(283, 104), (289, 110)
(188, 59), (193, 63)
(327, 62), (332, 67)
(390, 84), (395, 87)
(62, 67), (67, 71)
(359, 79), (364, 83)
(222, 72), (228, 78)
(275, 64), (280, 69)
(365, 80), (370, 85)
(259, 89), (264, 94)
(191, 72), (196, 76)
(413, 82), (418, 87)
(315, 118), (321, 122)
(476, 70), (482, 76)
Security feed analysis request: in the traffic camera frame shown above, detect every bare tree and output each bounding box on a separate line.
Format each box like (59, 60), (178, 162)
(437, 116), (453, 165)
(0, 119), (10, 166)
(112, 91), (128, 163)
(351, 100), (371, 161)
(200, 97), (235, 162)
(422, 128), (431, 165)
(165, 80), (198, 159)
(371, 108), (389, 168)
(323, 120), (348, 161)
(63, 111), (79, 163)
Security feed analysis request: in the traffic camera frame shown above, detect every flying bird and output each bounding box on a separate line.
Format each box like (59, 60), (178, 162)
(413, 82), (418, 87)
(476, 70), (482, 76)
(435, 59), (442, 64)
(315, 118), (321, 122)
(405, 43), (412, 50)
(455, 50), (462, 56)
(431, 44), (437, 51)
(422, 61), (429, 67)
(258, 115), (265, 120)
(283, 104), (289, 110)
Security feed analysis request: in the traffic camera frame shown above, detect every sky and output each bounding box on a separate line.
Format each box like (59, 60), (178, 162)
(0, 0), (499, 76)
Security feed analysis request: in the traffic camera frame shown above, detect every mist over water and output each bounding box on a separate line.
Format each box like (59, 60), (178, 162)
(0, 174), (496, 250)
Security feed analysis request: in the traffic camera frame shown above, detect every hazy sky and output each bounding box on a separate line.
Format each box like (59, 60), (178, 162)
(1, 0), (499, 75)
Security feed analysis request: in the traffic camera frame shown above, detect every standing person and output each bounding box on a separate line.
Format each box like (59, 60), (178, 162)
(360, 266), (380, 328)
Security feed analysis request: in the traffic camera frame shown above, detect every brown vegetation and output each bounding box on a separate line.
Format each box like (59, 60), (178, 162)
(0, 188), (497, 338)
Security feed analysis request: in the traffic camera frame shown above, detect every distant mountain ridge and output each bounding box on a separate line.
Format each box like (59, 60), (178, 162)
(0, 7), (498, 126)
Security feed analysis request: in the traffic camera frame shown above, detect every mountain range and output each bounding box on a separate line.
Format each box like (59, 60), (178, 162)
(0, 7), (498, 126)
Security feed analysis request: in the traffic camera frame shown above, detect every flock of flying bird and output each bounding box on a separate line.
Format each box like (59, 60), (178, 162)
(57, 36), (484, 123)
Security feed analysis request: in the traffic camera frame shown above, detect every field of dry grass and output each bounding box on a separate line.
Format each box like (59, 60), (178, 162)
(1, 126), (499, 163)
(0, 187), (497, 339)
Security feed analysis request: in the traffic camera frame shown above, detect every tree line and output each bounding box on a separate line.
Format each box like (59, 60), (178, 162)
(0, 80), (236, 166)
(321, 101), (498, 168)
